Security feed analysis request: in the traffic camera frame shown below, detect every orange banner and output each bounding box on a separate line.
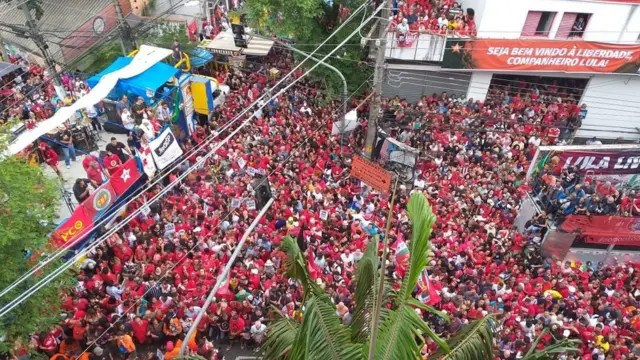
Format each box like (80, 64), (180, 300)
(442, 38), (640, 73)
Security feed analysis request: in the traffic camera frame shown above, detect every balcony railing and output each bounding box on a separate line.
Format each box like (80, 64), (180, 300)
(385, 31), (464, 62)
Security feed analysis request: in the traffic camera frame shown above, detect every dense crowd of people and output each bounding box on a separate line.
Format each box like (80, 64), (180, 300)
(370, 87), (640, 359)
(0, 55), (91, 127)
(392, 0), (477, 42)
(4, 16), (640, 360)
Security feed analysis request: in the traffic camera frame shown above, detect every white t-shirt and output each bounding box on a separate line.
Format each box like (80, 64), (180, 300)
(251, 323), (266, 335)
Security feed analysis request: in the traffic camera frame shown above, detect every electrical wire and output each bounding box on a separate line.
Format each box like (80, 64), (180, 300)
(383, 79), (640, 127)
(384, 71), (640, 112)
(0, 0), (196, 119)
(0, 0), (28, 17)
(75, 70), (374, 358)
(0, 0), (377, 314)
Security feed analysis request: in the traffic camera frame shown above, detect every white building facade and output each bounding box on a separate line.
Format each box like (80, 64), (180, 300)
(384, 0), (640, 141)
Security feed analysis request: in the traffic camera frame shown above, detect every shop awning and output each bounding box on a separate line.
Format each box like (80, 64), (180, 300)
(0, 61), (20, 77)
(198, 30), (274, 56)
(87, 57), (180, 102)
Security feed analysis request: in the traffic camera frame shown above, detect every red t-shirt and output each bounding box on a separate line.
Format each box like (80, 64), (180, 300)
(131, 320), (149, 343)
(229, 317), (245, 334)
(105, 154), (122, 175)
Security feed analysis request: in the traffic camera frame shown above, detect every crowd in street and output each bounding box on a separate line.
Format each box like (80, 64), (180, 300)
(373, 86), (640, 358)
(4, 33), (640, 360)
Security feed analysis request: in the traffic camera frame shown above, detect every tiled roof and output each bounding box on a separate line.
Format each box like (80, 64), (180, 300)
(0, 0), (115, 64)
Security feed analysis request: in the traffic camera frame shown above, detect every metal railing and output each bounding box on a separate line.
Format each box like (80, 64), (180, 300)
(384, 31), (453, 62)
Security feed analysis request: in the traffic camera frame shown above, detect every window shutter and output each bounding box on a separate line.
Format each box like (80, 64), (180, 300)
(521, 11), (542, 36)
(556, 12), (578, 39)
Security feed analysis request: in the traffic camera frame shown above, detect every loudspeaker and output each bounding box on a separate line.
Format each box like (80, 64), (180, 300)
(103, 102), (128, 134)
(252, 176), (272, 209)
(234, 35), (247, 48)
(231, 23), (245, 36)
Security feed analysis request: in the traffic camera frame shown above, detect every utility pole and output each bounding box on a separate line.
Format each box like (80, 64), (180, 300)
(113, 0), (135, 55)
(365, 0), (390, 159)
(0, 33), (8, 62)
(19, 2), (65, 99)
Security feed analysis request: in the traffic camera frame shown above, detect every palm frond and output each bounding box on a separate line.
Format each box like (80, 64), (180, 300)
(397, 192), (436, 306)
(374, 305), (448, 360)
(407, 297), (450, 323)
(288, 294), (365, 360)
(428, 315), (497, 360)
(280, 236), (320, 297)
(263, 313), (300, 360)
(351, 240), (379, 342)
(521, 328), (582, 360)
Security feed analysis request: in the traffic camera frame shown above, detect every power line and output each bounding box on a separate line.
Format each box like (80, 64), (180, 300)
(0, 0), (28, 17)
(384, 71), (640, 112)
(0, 0), (193, 119)
(0, 0), (376, 315)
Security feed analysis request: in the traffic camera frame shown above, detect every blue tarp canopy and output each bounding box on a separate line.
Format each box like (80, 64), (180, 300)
(87, 57), (180, 102)
(190, 48), (214, 68)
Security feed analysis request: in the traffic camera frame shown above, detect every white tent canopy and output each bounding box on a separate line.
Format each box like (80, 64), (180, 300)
(4, 45), (173, 157)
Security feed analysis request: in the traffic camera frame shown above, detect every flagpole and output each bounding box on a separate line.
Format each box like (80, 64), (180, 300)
(367, 176), (400, 360)
(178, 197), (275, 356)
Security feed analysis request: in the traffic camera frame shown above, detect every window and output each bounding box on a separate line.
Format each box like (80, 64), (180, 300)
(556, 12), (591, 39)
(521, 11), (556, 37)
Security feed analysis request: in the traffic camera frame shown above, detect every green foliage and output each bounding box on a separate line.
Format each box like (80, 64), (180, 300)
(245, 0), (373, 99)
(521, 329), (582, 360)
(83, 39), (122, 74)
(428, 317), (582, 360)
(82, 22), (194, 74)
(263, 192), (447, 360)
(429, 315), (496, 360)
(1, 0), (44, 20)
(0, 156), (72, 353)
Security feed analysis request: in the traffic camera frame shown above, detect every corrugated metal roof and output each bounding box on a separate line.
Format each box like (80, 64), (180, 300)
(0, 0), (113, 64)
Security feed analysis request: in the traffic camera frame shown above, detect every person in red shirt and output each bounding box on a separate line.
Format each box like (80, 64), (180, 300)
(86, 160), (105, 186)
(228, 311), (246, 350)
(131, 316), (149, 344)
(104, 149), (122, 175)
(72, 320), (88, 343)
(39, 142), (61, 178)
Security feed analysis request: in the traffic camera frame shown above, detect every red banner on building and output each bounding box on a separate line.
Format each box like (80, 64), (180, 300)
(561, 215), (640, 245)
(51, 206), (94, 248)
(84, 181), (117, 219)
(550, 150), (640, 176)
(442, 39), (640, 73)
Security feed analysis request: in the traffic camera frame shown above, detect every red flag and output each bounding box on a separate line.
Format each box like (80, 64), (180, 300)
(51, 205), (93, 248)
(417, 268), (442, 306)
(215, 273), (231, 300)
(110, 159), (142, 196)
(187, 19), (197, 42)
(306, 247), (320, 281)
(84, 181), (117, 219)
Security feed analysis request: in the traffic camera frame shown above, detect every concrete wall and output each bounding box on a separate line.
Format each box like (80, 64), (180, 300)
(466, 72), (492, 101)
(577, 74), (640, 141)
(475, 0), (638, 42)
